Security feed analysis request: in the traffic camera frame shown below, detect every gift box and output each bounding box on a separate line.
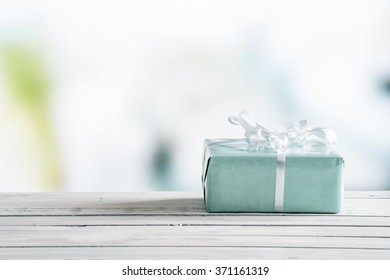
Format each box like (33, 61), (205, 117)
(202, 110), (344, 213)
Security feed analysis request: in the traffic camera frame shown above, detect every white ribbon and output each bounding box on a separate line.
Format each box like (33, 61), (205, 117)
(229, 109), (337, 212)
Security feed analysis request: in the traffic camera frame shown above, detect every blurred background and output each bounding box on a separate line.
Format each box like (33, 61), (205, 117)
(0, 0), (389, 192)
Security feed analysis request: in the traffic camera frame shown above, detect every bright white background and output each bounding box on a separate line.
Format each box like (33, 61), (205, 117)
(0, 0), (389, 191)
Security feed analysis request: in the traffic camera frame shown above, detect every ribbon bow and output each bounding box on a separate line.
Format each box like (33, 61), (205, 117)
(228, 109), (337, 152)
(228, 109), (337, 212)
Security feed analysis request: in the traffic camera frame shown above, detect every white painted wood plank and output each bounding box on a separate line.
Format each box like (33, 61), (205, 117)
(1, 191), (387, 200)
(0, 226), (388, 249)
(0, 192), (203, 215)
(1, 247), (389, 260)
(345, 191), (390, 199)
(0, 192), (388, 260)
(1, 225), (389, 238)
(0, 192), (389, 216)
(0, 215), (389, 227)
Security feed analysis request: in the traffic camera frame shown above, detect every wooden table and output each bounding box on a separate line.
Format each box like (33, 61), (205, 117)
(0, 192), (389, 259)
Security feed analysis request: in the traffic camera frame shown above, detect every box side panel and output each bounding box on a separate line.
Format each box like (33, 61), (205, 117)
(205, 155), (277, 212)
(284, 156), (344, 213)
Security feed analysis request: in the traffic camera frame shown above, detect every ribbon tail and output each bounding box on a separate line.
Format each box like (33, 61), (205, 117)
(274, 151), (286, 212)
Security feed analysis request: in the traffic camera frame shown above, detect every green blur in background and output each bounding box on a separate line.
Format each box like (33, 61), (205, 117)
(1, 43), (60, 191)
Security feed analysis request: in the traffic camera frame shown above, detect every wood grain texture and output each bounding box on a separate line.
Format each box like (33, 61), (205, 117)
(1, 247), (388, 260)
(0, 192), (389, 260)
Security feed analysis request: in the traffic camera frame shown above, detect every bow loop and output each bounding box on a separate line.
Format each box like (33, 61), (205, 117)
(229, 110), (337, 152)
(229, 109), (267, 145)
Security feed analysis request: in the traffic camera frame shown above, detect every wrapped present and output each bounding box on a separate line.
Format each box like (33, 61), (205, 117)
(202, 110), (344, 213)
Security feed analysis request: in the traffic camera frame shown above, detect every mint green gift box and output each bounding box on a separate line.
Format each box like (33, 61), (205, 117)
(202, 139), (344, 213)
